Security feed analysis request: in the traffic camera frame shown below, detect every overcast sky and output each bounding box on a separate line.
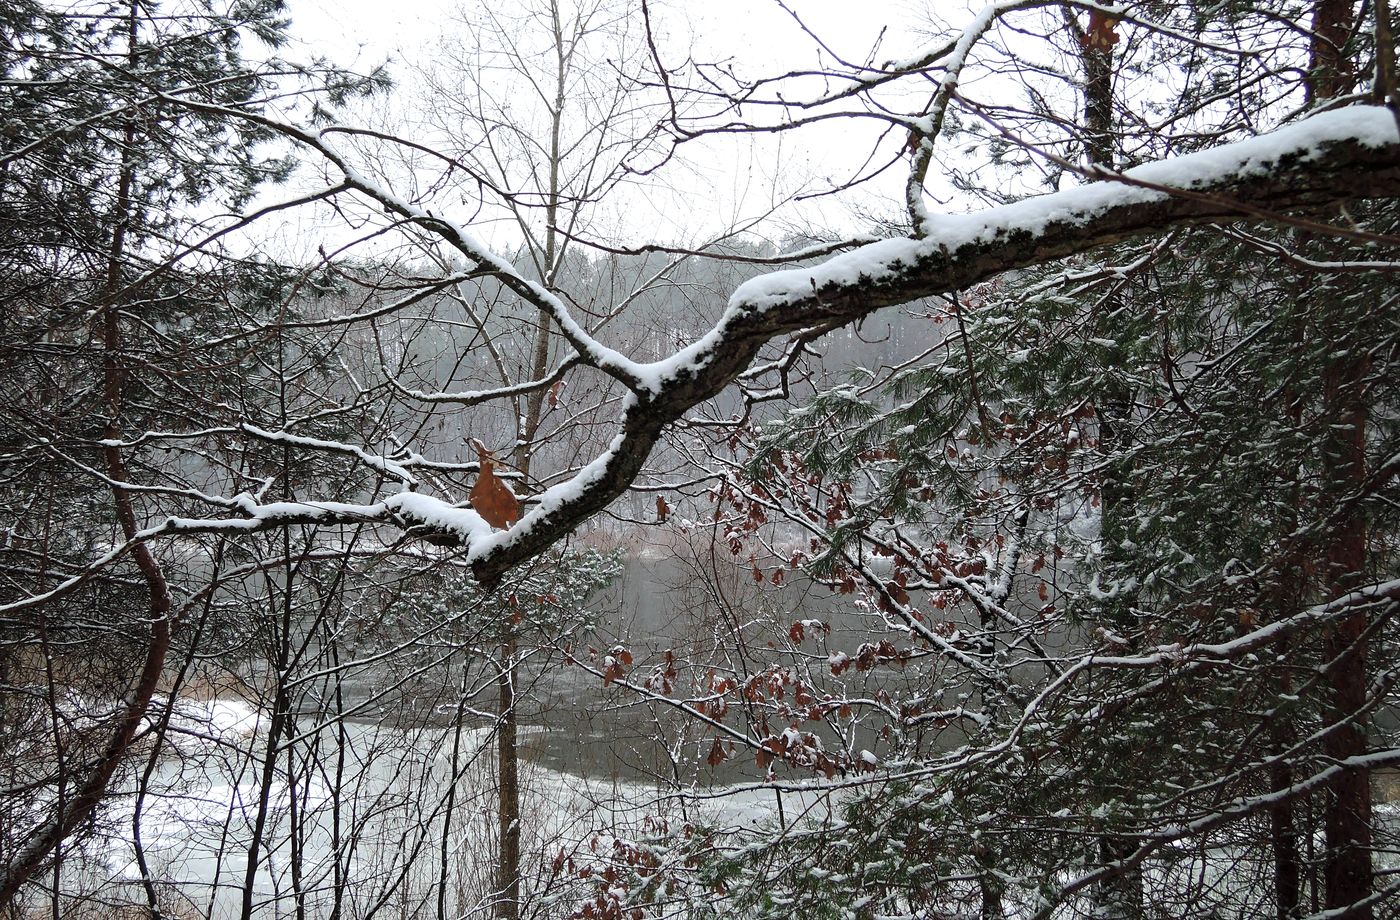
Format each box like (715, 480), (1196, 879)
(284, 0), (936, 77)
(242, 0), (957, 261)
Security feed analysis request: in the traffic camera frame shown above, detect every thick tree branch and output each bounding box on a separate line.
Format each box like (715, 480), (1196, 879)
(462, 107), (1400, 585)
(64, 104), (1400, 589)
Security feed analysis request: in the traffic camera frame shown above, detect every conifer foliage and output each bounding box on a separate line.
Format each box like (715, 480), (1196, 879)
(1, 2), (1400, 918)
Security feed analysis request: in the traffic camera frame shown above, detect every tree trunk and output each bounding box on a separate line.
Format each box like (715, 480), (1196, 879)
(0, 5), (176, 906)
(1319, 353), (1373, 918)
(1082, 32), (1114, 169)
(974, 844), (1005, 920)
(1308, 3), (1374, 916)
(1075, 20), (1143, 918)
(495, 636), (521, 920)
(1270, 722), (1302, 920)
(1267, 542), (1304, 920)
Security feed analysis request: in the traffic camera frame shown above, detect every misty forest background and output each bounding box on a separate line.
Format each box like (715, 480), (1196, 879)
(3, 2), (1400, 919)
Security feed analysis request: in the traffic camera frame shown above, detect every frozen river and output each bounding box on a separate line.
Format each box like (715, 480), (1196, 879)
(70, 694), (791, 920)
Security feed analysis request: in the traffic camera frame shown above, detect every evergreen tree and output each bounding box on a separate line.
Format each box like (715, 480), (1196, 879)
(0, 1), (378, 906)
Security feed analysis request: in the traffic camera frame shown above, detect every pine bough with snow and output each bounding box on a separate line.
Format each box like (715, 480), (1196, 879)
(1, 1), (1399, 918)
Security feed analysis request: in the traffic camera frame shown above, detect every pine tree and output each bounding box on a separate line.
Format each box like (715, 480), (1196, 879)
(0, 2), (377, 907)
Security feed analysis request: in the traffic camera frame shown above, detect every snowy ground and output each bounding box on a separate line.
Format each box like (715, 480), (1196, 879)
(29, 693), (1400, 919)
(44, 695), (787, 919)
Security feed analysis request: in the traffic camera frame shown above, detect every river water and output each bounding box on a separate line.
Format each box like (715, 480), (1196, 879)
(49, 554), (848, 919)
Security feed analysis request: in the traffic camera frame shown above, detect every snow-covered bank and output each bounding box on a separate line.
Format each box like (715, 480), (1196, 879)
(42, 695), (787, 920)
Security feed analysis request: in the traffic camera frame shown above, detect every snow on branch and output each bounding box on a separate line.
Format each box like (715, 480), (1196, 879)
(139, 100), (1400, 586)
(460, 106), (1400, 584)
(238, 424), (417, 486)
(731, 107), (1400, 312)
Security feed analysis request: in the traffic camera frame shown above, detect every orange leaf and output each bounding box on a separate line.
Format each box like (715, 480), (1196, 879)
(1081, 11), (1120, 50)
(469, 443), (520, 529)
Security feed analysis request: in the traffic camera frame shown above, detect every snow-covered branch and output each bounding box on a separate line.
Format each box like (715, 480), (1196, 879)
(123, 99), (1400, 587)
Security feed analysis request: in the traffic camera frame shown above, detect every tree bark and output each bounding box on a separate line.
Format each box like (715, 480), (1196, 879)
(495, 640), (521, 920)
(1075, 22), (1143, 919)
(1308, 4), (1375, 915)
(1081, 28), (1114, 169)
(1319, 353), (1373, 918)
(1270, 714), (1302, 920)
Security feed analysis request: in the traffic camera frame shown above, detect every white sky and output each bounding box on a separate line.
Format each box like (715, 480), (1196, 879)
(285, 0), (935, 78)
(242, 0), (963, 261)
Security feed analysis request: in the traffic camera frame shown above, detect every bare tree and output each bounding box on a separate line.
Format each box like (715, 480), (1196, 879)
(4, 2), (1400, 917)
